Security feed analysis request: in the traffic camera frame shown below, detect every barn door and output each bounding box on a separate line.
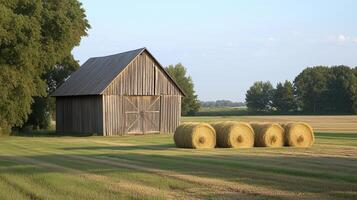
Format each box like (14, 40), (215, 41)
(124, 96), (160, 134)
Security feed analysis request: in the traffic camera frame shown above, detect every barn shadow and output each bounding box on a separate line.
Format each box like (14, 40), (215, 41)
(62, 143), (176, 151)
(11, 130), (98, 137)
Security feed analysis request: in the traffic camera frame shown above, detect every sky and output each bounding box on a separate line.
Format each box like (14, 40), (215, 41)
(73, 0), (357, 102)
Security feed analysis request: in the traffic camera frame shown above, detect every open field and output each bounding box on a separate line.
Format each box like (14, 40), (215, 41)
(182, 115), (357, 133)
(0, 116), (357, 200)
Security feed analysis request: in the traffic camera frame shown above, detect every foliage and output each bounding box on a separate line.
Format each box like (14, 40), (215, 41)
(200, 100), (245, 108)
(0, 0), (44, 134)
(272, 80), (297, 112)
(325, 66), (357, 113)
(294, 66), (330, 113)
(245, 81), (274, 112)
(294, 66), (357, 114)
(196, 107), (248, 116)
(0, 0), (89, 132)
(23, 55), (80, 129)
(245, 66), (357, 114)
(166, 63), (200, 116)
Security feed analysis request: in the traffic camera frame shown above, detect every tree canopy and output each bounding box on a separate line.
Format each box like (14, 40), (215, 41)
(23, 55), (80, 129)
(245, 81), (273, 112)
(294, 65), (357, 114)
(245, 65), (357, 114)
(166, 63), (200, 116)
(294, 66), (330, 113)
(0, 0), (89, 134)
(272, 80), (297, 112)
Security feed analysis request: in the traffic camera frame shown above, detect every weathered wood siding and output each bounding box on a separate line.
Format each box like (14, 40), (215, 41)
(102, 95), (125, 136)
(56, 96), (103, 134)
(103, 95), (181, 135)
(103, 51), (181, 96)
(100, 51), (182, 135)
(159, 95), (181, 133)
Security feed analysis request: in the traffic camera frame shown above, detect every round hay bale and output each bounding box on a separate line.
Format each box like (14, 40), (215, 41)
(210, 121), (254, 148)
(283, 122), (314, 147)
(250, 123), (284, 147)
(174, 123), (216, 149)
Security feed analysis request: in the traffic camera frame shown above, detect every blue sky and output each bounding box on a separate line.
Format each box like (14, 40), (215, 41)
(73, 0), (357, 101)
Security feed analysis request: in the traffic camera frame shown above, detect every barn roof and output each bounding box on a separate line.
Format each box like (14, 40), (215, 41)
(51, 48), (185, 96)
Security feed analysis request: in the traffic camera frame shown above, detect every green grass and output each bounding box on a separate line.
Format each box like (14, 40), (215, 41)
(1, 116), (357, 199)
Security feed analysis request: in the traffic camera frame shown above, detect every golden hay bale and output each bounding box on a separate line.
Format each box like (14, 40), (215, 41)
(174, 123), (216, 149)
(282, 122), (314, 147)
(250, 123), (284, 147)
(210, 121), (254, 148)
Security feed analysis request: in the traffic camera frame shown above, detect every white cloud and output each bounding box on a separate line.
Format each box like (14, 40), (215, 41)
(267, 37), (276, 42)
(327, 34), (357, 44)
(338, 34), (346, 42)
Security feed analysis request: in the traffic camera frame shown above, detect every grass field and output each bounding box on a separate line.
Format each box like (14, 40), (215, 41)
(183, 115), (357, 133)
(0, 116), (357, 200)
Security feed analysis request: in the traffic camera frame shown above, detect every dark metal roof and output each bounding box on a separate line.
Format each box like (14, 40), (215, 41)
(51, 48), (185, 96)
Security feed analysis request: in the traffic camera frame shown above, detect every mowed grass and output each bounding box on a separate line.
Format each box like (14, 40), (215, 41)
(0, 116), (356, 200)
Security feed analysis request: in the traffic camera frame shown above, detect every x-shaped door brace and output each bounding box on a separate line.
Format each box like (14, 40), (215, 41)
(125, 96), (160, 133)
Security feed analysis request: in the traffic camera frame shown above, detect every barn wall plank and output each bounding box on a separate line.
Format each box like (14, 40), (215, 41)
(55, 96), (103, 135)
(103, 95), (126, 136)
(159, 95), (181, 133)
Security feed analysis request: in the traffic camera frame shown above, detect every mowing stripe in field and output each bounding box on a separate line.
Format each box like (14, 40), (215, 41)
(28, 137), (357, 185)
(1, 135), (357, 200)
(0, 141), (268, 200)
(8, 139), (342, 200)
(0, 146), (194, 200)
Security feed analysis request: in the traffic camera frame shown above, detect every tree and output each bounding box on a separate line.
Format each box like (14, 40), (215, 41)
(294, 66), (357, 114)
(166, 63), (200, 115)
(0, 0), (89, 134)
(23, 55), (80, 129)
(353, 67), (357, 113)
(272, 80), (297, 112)
(200, 100), (245, 108)
(245, 81), (274, 112)
(325, 66), (357, 113)
(294, 66), (330, 113)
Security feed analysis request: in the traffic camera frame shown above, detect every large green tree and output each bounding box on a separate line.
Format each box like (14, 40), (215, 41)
(294, 66), (330, 113)
(166, 63), (200, 116)
(294, 66), (357, 114)
(23, 55), (80, 129)
(325, 66), (357, 113)
(272, 80), (297, 112)
(0, 0), (89, 134)
(245, 81), (274, 112)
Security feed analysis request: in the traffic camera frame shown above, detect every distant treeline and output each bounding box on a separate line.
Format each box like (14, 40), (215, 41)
(199, 100), (245, 108)
(246, 65), (357, 114)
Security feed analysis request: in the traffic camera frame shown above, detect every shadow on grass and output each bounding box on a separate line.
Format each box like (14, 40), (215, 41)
(315, 132), (357, 139)
(62, 143), (176, 151)
(11, 130), (97, 137)
(1, 150), (357, 199)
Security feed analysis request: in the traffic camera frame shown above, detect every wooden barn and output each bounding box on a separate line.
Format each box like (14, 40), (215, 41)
(51, 48), (185, 136)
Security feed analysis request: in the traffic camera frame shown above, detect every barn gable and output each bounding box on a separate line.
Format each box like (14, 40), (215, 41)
(103, 50), (182, 96)
(51, 48), (184, 97)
